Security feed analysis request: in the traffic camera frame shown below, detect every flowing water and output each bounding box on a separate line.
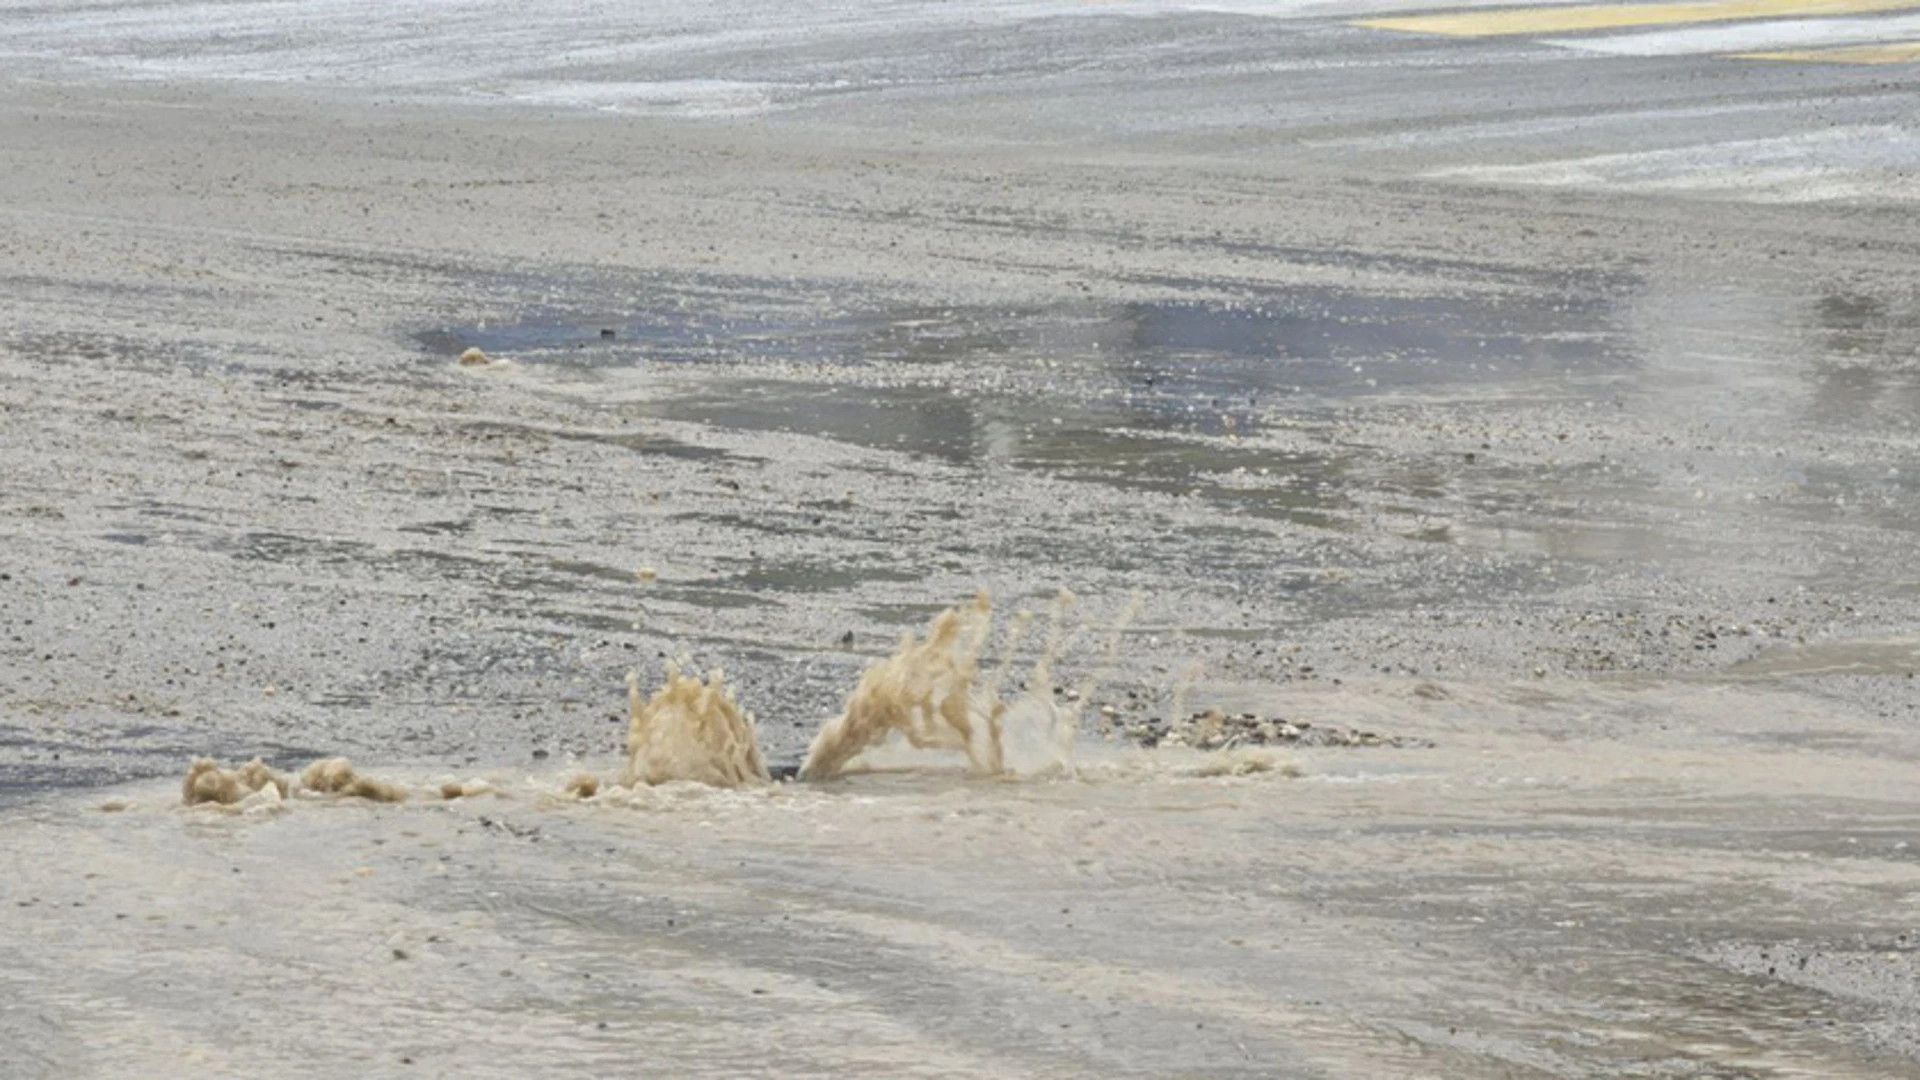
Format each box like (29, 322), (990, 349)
(8, 671), (1919, 1079)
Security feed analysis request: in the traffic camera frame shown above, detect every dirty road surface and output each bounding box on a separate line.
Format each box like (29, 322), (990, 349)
(3, 1), (1920, 1076)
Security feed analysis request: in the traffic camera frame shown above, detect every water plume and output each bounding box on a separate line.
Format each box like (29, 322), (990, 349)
(181, 758), (288, 806)
(622, 664), (769, 788)
(299, 757), (409, 802)
(798, 590), (1083, 781)
(438, 778), (498, 800)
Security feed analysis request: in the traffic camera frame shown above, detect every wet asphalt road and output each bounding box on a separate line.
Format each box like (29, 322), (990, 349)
(3, 3), (1920, 1076)
(6, 0), (1916, 787)
(2, 0), (1916, 193)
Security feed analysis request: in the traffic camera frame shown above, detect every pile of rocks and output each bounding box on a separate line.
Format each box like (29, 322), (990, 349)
(1110, 708), (1431, 751)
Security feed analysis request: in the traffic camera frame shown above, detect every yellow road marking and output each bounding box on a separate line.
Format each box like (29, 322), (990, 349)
(1738, 37), (1920, 59)
(1357, 0), (1920, 37)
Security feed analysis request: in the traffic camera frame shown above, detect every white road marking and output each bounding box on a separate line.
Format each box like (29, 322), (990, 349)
(1428, 126), (1920, 204)
(1740, 36), (1920, 56)
(1358, 0), (1920, 37)
(1547, 12), (1920, 54)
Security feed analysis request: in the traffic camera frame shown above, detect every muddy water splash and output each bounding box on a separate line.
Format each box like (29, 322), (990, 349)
(175, 593), (1124, 800)
(798, 591), (1081, 781)
(623, 664), (770, 787)
(180, 756), (407, 806)
(181, 758), (288, 806)
(299, 757), (409, 802)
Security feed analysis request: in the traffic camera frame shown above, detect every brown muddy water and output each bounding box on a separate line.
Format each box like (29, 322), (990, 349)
(8, 676), (1920, 1079)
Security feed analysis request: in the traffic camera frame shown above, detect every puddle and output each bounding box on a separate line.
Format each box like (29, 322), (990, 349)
(1802, 291), (1920, 428)
(418, 287), (1631, 530)
(410, 274), (1920, 588)
(418, 291), (1628, 397)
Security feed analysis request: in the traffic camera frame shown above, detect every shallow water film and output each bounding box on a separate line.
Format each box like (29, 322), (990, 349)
(6, 0), (1920, 1076)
